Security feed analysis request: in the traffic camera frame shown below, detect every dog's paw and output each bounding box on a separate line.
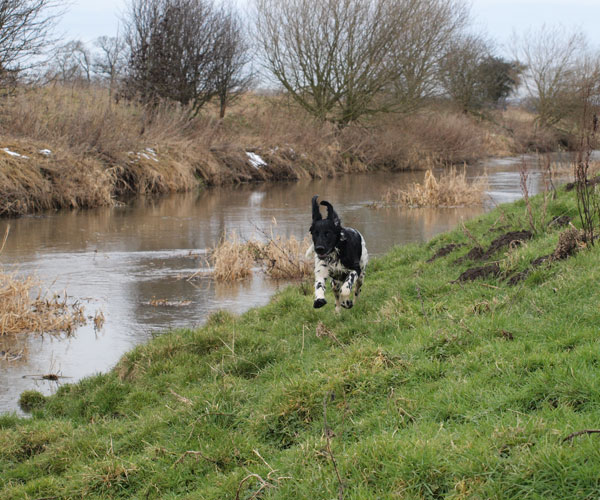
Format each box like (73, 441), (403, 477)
(313, 298), (327, 309)
(341, 299), (353, 309)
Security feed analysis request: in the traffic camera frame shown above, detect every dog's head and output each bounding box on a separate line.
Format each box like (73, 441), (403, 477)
(310, 195), (341, 259)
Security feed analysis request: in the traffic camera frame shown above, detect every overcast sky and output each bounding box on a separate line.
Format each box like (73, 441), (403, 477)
(61, 0), (600, 52)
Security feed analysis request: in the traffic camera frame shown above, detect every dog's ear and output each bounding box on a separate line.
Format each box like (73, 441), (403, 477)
(311, 195), (322, 222)
(320, 201), (341, 228)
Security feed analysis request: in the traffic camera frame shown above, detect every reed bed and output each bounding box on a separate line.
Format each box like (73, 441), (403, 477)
(208, 230), (312, 282)
(208, 232), (255, 282)
(251, 234), (313, 279)
(0, 271), (86, 335)
(384, 167), (489, 207)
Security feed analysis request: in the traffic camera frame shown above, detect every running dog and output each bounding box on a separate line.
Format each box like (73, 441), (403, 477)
(307, 195), (368, 312)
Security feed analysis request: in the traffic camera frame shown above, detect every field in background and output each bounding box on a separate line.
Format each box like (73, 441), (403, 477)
(0, 85), (562, 217)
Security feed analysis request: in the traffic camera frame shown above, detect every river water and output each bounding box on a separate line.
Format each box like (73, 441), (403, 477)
(0, 154), (574, 413)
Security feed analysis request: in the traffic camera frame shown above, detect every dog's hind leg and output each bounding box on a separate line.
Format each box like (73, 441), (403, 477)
(354, 272), (364, 303)
(313, 258), (329, 308)
(340, 270), (358, 309)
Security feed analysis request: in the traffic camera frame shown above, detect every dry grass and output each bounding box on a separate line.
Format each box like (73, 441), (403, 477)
(384, 167), (489, 207)
(251, 234), (313, 279)
(0, 271), (86, 335)
(208, 232), (255, 282)
(0, 84), (547, 216)
(208, 229), (312, 282)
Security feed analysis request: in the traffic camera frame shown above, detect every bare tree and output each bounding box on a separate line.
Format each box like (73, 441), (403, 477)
(255, 0), (400, 125)
(438, 34), (492, 113)
(49, 39), (92, 85)
(93, 34), (128, 95)
(124, 0), (224, 115)
(0, 0), (63, 85)
(213, 7), (253, 118)
(390, 0), (469, 112)
(511, 25), (587, 128)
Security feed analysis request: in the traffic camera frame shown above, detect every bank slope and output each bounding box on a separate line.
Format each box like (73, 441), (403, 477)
(2, 186), (600, 499)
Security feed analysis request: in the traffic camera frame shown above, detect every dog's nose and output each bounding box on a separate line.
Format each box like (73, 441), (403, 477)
(315, 246), (325, 254)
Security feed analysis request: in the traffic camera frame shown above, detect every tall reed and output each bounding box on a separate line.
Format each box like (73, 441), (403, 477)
(384, 167), (488, 207)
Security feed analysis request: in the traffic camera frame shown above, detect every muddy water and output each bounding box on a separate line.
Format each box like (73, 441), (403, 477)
(0, 155), (573, 413)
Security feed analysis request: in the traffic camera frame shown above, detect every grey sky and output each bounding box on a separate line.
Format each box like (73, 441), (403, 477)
(60, 0), (600, 51)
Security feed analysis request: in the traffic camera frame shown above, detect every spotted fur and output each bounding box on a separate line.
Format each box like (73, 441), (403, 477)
(308, 195), (368, 312)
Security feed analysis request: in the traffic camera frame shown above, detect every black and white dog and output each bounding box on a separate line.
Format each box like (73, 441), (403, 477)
(307, 195), (368, 312)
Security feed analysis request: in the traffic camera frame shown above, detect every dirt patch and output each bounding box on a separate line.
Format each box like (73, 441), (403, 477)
(505, 228), (586, 285)
(481, 230), (532, 260)
(427, 243), (465, 262)
(454, 230), (532, 264)
(454, 246), (485, 264)
(548, 215), (571, 229)
(454, 263), (501, 283)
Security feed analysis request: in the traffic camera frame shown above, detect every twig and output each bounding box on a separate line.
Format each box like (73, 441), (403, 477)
(562, 429), (600, 443)
(250, 221), (308, 277)
(323, 391), (344, 500)
(460, 220), (483, 251)
(169, 388), (193, 406)
(479, 283), (500, 290)
(235, 473), (271, 500)
(0, 224), (9, 254)
(173, 450), (219, 467)
(415, 284), (429, 325)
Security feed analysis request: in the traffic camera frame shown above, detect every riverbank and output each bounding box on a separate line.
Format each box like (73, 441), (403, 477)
(0, 85), (564, 217)
(2, 181), (599, 498)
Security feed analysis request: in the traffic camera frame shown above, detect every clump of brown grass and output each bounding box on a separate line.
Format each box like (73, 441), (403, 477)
(208, 229), (312, 282)
(251, 234), (313, 279)
(0, 271), (86, 335)
(384, 167), (488, 207)
(209, 231), (255, 282)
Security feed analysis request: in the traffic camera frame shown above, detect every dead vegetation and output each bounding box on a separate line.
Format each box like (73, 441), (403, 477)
(208, 232), (255, 282)
(383, 167), (488, 208)
(0, 85), (552, 217)
(207, 229), (312, 282)
(0, 271), (86, 335)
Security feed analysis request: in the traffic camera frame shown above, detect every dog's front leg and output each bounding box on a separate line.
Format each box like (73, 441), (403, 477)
(313, 259), (329, 308)
(332, 280), (342, 313)
(340, 270), (358, 309)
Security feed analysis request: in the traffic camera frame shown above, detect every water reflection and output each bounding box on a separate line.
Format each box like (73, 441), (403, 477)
(0, 156), (575, 413)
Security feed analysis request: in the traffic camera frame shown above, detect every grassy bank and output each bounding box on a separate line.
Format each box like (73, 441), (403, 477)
(2, 183), (600, 498)
(0, 85), (560, 217)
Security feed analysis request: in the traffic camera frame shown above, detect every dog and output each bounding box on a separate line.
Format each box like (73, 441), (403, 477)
(307, 195), (368, 312)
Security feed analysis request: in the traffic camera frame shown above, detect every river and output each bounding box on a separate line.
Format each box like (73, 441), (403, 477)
(0, 154), (575, 413)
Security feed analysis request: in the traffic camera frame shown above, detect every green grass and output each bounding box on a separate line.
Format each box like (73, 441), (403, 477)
(2, 186), (600, 499)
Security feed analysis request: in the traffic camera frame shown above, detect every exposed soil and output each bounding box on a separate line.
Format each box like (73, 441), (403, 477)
(481, 230), (533, 260)
(454, 263), (501, 283)
(427, 243), (465, 262)
(452, 227), (580, 286)
(548, 215), (571, 229)
(454, 230), (532, 265)
(505, 227), (586, 285)
(454, 246), (485, 264)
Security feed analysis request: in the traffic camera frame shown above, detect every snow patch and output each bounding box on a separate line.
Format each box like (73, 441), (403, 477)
(2, 148), (29, 159)
(246, 151), (267, 169)
(130, 147), (159, 163)
(39, 149), (52, 156)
